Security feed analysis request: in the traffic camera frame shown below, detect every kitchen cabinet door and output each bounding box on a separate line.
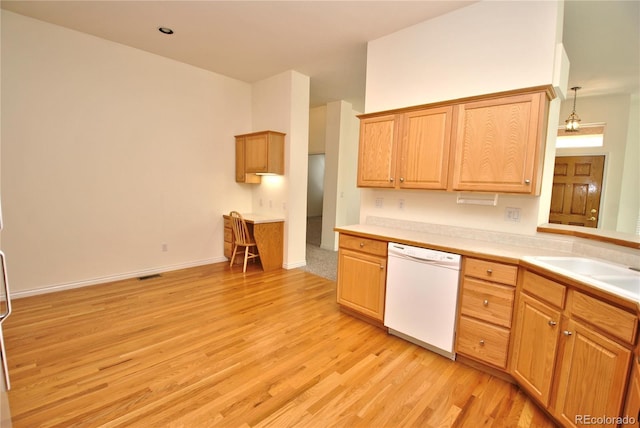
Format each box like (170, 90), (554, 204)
(510, 292), (562, 407)
(337, 248), (386, 321)
(451, 91), (547, 194)
(235, 136), (260, 183)
(244, 131), (285, 175)
(357, 114), (399, 188)
(552, 318), (631, 427)
(398, 106), (453, 190)
(624, 355), (640, 425)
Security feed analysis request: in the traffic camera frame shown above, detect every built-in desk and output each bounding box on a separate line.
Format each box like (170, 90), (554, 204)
(223, 213), (284, 271)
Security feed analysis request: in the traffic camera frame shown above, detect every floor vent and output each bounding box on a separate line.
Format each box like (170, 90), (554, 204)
(138, 274), (161, 281)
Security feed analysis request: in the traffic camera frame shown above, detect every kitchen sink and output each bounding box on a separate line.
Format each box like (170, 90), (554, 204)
(523, 256), (640, 302)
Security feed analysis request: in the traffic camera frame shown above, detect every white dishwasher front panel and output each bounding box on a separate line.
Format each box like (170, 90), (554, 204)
(384, 243), (461, 360)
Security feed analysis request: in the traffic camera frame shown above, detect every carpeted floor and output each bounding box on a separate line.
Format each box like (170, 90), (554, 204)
(301, 216), (338, 281)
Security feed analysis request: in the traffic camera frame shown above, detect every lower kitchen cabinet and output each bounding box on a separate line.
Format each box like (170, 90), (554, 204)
(510, 269), (637, 427)
(552, 318), (631, 427)
(455, 257), (517, 370)
(336, 234), (387, 322)
(511, 292), (562, 407)
(624, 352), (640, 424)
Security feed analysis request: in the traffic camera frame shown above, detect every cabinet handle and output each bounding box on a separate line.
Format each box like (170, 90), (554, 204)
(390, 177), (394, 182)
(548, 320), (557, 326)
(589, 217), (596, 221)
(483, 299), (489, 306)
(525, 179), (531, 184)
(359, 242), (364, 248)
(486, 269), (493, 275)
(563, 330), (572, 336)
(400, 177), (404, 183)
(380, 265), (384, 270)
(479, 339), (485, 346)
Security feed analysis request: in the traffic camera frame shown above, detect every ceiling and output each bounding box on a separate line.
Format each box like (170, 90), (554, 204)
(2, 1), (638, 112)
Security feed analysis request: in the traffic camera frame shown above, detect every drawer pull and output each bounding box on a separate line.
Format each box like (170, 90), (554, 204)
(563, 330), (573, 336)
(380, 265), (384, 270)
(548, 320), (557, 327)
(359, 242), (364, 248)
(483, 299), (489, 306)
(486, 269), (493, 275)
(479, 339), (485, 346)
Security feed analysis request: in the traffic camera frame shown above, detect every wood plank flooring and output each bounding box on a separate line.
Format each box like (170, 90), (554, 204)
(3, 263), (556, 427)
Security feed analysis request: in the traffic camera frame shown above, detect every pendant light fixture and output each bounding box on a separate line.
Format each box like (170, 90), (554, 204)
(565, 86), (582, 132)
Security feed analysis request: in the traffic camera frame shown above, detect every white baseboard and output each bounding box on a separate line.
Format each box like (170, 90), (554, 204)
(284, 260), (307, 269)
(11, 257), (227, 299)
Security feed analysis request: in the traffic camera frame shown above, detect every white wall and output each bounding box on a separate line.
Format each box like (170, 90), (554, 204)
(365, 1), (560, 113)
(251, 70), (310, 269)
(306, 154), (324, 217)
(308, 106), (326, 155)
(361, 1), (564, 235)
(1, 11), (253, 295)
(618, 94), (640, 234)
(557, 93), (637, 233)
(323, 101), (361, 250)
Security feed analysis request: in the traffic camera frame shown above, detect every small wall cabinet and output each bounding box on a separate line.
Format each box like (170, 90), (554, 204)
(358, 106), (453, 190)
(235, 131), (285, 183)
(336, 233), (387, 323)
(357, 86), (553, 195)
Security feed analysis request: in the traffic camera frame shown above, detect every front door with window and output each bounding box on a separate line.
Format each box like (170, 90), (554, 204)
(549, 155), (605, 227)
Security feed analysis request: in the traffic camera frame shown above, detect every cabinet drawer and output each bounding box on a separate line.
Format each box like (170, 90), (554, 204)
(460, 278), (515, 328)
(339, 234), (387, 257)
(464, 258), (518, 286)
(568, 290), (637, 345)
(522, 270), (567, 309)
(456, 315), (510, 368)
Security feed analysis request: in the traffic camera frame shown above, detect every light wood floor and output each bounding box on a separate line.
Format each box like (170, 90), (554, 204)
(4, 263), (557, 427)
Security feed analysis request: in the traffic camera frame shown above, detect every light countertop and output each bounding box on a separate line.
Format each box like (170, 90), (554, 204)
(335, 223), (640, 306)
(335, 224), (572, 263)
(241, 213), (285, 224)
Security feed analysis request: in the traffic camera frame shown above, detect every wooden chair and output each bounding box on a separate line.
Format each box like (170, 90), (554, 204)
(229, 211), (260, 272)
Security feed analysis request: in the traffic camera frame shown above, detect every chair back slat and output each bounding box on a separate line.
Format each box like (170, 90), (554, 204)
(229, 211), (252, 245)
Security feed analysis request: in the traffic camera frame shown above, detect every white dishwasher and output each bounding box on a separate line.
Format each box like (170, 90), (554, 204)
(384, 242), (461, 360)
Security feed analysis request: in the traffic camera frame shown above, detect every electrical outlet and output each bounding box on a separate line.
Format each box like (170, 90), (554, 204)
(162, 243), (168, 252)
(505, 207), (521, 222)
(398, 199), (405, 210)
(375, 197), (384, 208)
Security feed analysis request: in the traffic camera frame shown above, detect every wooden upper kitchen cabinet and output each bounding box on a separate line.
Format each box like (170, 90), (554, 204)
(336, 233), (387, 323)
(451, 90), (550, 194)
(357, 86), (553, 194)
(235, 131), (285, 183)
(357, 106), (454, 190)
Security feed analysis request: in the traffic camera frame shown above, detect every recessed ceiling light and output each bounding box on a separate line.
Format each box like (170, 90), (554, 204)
(158, 27), (174, 35)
